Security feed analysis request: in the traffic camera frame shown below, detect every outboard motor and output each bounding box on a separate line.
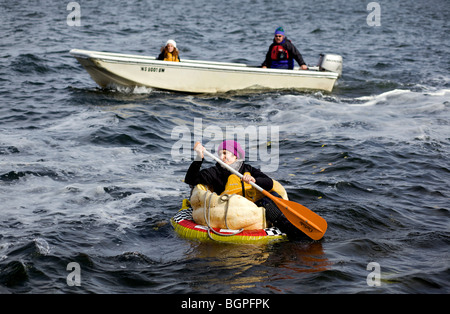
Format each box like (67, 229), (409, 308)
(318, 54), (343, 77)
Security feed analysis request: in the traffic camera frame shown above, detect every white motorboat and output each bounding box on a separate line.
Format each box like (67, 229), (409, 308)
(70, 49), (342, 93)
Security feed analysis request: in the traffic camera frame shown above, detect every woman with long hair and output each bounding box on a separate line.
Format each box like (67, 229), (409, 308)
(157, 39), (180, 62)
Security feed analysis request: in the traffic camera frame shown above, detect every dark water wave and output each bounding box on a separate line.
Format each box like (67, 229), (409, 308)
(0, 0), (449, 295)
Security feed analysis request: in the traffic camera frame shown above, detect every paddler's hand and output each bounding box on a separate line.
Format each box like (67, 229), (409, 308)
(194, 141), (205, 160)
(300, 64), (308, 70)
(242, 173), (256, 184)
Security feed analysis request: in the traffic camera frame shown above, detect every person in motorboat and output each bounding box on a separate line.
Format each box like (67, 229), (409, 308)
(185, 140), (304, 237)
(157, 39), (180, 62)
(261, 27), (308, 70)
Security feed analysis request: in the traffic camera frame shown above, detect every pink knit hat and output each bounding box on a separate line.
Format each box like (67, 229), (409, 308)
(217, 140), (245, 159)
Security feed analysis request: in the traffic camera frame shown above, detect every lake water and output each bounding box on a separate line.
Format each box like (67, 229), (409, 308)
(0, 0), (449, 295)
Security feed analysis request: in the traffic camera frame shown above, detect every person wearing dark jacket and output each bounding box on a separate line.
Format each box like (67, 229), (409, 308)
(185, 140), (273, 194)
(184, 140), (304, 237)
(262, 27), (307, 70)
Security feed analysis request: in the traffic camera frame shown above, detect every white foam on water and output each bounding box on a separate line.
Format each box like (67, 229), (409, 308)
(351, 89), (412, 107)
(0, 108), (184, 233)
(34, 237), (51, 255)
(111, 84), (155, 94)
(263, 88), (449, 146)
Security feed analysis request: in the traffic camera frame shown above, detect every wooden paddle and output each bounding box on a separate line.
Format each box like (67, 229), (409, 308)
(203, 150), (327, 240)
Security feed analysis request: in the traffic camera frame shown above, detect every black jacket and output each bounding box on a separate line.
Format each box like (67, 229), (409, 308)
(262, 37), (306, 68)
(184, 159), (273, 195)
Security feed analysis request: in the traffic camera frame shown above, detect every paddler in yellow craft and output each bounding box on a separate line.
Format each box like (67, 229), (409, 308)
(184, 140), (303, 237)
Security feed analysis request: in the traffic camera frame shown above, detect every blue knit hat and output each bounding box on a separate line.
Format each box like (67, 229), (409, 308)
(274, 27), (285, 36)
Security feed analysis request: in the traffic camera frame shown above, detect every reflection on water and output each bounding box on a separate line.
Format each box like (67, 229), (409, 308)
(270, 242), (332, 273)
(183, 240), (331, 292)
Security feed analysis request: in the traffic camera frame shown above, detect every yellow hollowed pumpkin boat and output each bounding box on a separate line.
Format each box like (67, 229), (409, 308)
(171, 182), (289, 244)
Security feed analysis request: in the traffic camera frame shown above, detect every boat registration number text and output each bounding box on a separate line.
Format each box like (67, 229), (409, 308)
(141, 66), (165, 73)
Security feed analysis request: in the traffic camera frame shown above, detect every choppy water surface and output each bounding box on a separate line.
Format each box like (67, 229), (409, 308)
(0, 0), (449, 294)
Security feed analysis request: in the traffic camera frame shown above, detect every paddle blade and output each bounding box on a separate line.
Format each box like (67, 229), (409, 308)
(262, 190), (327, 240)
